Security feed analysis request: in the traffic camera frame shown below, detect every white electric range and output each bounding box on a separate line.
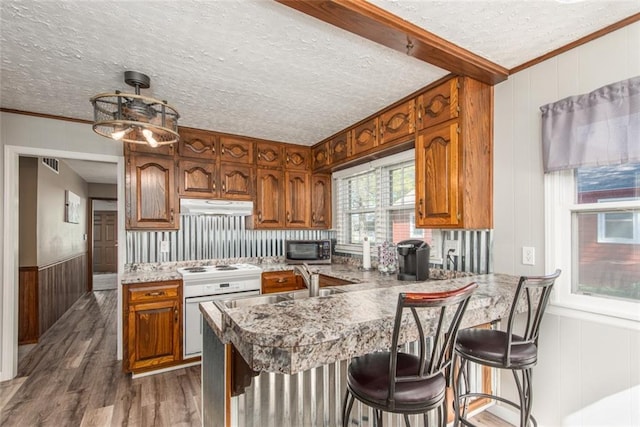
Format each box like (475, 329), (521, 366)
(178, 263), (262, 358)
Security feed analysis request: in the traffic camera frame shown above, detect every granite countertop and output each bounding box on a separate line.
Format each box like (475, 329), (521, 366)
(201, 273), (521, 375)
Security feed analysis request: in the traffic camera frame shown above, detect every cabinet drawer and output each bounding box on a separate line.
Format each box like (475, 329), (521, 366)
(417, 78), (459, 130)
(127, 282), (181, 302)
(262, 271), (304, 294)
(319, 274), (353, 287)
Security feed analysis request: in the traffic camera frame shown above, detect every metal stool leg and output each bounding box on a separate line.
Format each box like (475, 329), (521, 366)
(342, 389), (354, 427)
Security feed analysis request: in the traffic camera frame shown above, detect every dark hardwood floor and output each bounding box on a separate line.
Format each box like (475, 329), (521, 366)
(0, 290), (201, 426)
(0, 289), (511, 427)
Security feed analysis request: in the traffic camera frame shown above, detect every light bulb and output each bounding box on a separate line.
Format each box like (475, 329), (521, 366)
(111, 127), (132, 140)
(142, 129), (158, 147)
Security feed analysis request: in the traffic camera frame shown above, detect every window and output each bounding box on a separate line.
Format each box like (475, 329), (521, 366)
(546, 162), (640, 320)
(334, 150), (442, 260)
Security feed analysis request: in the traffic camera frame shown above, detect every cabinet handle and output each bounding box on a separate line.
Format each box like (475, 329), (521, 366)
(257, 211), (262, 222)
(276, 278), (288, 284)
(212, 145), (216, 155)
(418, 199), (424, 218)
(312, 212), (317, 223)
(174, 307), (178, 323)
(145, 291), (165, 297)
(286, 154), (290, 163)
(258, 152), (262, 160)
(212, 179), (216, 191)
(418, 105), (423, 121)
(286, 211), (291, 222)
(222, 182), (226, 193)
(170, 208), (174, 222)
(221, 144), (225, 155)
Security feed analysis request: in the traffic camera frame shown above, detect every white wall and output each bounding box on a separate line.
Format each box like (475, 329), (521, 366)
(1, 112), (126, 380)
(493, 21), (640, 425)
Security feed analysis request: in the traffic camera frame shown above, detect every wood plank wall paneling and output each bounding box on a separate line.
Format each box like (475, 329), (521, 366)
(37, 254), (88, 337)
(18, 267), (39, 344)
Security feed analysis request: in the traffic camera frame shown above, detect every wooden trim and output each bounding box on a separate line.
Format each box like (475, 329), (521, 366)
(18, 266), (39, 344)
(0, 108), (92, 125)
(510, 13), (640, 74)
(275, 0), (508, 85)
(225, 344), (232, 427)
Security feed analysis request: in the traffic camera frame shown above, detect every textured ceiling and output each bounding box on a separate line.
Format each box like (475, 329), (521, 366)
(1, 0), (639, 156)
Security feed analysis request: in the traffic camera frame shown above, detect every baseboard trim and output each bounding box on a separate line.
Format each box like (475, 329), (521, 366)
(131, 360), (201, 379)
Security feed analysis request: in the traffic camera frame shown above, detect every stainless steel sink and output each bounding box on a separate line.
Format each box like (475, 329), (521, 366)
(217, 293), (290, 310)
(286, 288), (343, 300)
(216, 287), (344, 310)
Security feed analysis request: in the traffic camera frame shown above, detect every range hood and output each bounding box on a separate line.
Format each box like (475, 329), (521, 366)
(180, 198), (253, 216)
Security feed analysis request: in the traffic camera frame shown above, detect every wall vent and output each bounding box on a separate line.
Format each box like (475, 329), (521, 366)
(42, 157), (59, 173)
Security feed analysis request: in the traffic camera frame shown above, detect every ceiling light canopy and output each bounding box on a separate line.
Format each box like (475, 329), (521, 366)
(90, 71), (180, 146)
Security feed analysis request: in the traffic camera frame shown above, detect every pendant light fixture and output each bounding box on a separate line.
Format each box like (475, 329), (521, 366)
(90, 71), (180, 146)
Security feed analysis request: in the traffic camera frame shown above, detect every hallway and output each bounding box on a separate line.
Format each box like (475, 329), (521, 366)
(0, 290), (201, 426)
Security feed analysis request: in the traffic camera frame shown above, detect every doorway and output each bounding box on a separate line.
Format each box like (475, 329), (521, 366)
(91, 203), (118, 291)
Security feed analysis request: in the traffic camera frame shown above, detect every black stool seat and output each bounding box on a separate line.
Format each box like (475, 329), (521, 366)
(452, 269), (561, 427)
(341, 283), (478, 427)
(348, 352), (446, 411)
(455, 329), (537, 368)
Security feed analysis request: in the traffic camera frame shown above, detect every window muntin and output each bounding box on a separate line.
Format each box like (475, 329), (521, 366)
(335, 151), (439, 258)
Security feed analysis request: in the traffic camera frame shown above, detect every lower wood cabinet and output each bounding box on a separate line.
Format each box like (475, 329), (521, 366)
(124, 280), (182, 373)
(262, 271), (304, 294)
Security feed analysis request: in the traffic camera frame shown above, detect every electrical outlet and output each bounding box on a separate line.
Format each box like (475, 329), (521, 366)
(522, 246), (535, 265)
(160, 240), (170, 253)
(444, 239), (461, 257)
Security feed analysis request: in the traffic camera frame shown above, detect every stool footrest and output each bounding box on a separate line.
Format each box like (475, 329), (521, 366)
(455, 391), (538, 427)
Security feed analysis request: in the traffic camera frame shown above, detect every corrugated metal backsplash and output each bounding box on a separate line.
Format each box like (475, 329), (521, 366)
(126, 215), (336, 263)
(441, 229), (493, 274)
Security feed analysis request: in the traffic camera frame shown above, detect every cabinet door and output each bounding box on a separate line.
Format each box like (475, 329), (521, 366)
(415, 123), (460, 227)
(256, 142), (283, 168)
(178, 159), (218, 198)
(312, 142), (330, 171)
(379, 99), (415, 145)
(351, 117), (378, 156)
(127, 298), (181, 371)
(126, 142), (176, 157)
(219, 136), (255, 165)
(329, 132), (349, 165)
(311, 174), (332, 229)
(284, 146), (310, 170)
(178, 128), (217, 160)
(285, 171), (310, 228)
(127, 154), (178, 229)
(255, 168), (285, 228)
(417, 78), (459, 130)
(220, 163), (253, 200)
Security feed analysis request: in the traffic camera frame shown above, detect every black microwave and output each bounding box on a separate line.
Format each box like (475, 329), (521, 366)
(285, 240), (332, 264)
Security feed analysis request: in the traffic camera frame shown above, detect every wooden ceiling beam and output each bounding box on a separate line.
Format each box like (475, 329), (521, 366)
(275, 0), (509, 85)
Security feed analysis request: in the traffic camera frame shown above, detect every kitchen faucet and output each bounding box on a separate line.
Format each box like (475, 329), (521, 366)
(293, 263), (320, 297)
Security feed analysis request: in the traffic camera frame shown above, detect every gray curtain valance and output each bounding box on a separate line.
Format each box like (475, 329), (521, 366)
(540, 76), (640, 173)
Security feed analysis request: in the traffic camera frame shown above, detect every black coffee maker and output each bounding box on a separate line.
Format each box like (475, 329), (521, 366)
(397, 239), (430, 281)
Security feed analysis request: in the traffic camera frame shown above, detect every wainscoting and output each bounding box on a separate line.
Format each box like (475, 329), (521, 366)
(18, 253), (88, 344)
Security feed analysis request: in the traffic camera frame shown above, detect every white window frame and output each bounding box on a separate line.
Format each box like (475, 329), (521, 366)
(333, 150), (443, 262)
(545, 170), (640, 323)
(596, 197), (640, 244)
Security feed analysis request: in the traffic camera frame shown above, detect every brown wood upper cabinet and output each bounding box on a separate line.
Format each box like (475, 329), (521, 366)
(178, 128), (217, 160)
(256, 142), (283, 168)
(415, 77), (492, 229)
(312, 142), (330, 171)
(178, 159), (218, 198)
(126, 154), (178, 230)
(379, 99), (415, 145)
(284, 145), (310, 170)
(285, 170), (310, 228)
(417, 78), (460, 130)
(220, 163), (253, 200)
(124, 280), (182, 373)
(255, 168), (285, 228)
(329, 132), (349, 164)
(311, 174), (331, 229)
(219, 136), (255, 165)
(126, 142), (176, 157)
(350, 117), (378, 156)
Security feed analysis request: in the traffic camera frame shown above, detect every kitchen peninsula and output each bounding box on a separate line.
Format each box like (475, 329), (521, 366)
(200, 272), (522, 427)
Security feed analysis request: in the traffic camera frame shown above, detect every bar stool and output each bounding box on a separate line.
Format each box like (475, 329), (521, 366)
(452, 269), (561, 427)
(342, 283), (478, 427)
